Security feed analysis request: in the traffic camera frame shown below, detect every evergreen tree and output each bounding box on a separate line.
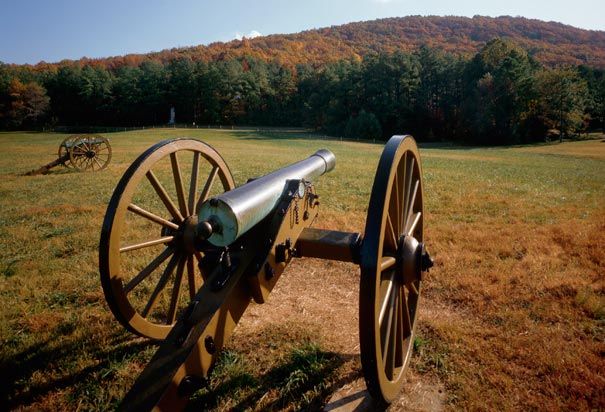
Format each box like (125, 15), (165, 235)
(534, 67), (588, 141)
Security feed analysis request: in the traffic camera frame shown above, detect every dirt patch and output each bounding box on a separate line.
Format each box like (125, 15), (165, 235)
(325, 375), (446, 412)
(232, 256), (445, 410)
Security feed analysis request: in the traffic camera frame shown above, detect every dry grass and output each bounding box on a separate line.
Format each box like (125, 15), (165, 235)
(514, 137), (605, 160)
(0, 129), (603, 411)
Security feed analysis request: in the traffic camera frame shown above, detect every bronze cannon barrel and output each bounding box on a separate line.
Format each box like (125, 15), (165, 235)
(198, 149), (336, 246)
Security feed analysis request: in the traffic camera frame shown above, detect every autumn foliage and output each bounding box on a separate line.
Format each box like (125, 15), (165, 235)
(0, 16), (604, 144)
(27, 15), (605, 70)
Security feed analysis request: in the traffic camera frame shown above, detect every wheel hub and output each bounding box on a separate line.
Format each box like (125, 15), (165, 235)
(396, 235), (422, 285)
(85, 150), (96, 158)
(161, 215), (199, 254)
(181, 215), (199, 254)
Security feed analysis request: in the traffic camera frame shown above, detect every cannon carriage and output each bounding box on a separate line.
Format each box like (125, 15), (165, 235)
(98, 135), (433, 410)
(27, 134), (112, 175)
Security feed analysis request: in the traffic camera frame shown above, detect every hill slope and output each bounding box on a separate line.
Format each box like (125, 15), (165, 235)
(88, 15), (605, 69)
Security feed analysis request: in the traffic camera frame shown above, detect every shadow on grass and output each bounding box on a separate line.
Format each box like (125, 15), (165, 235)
(230, 129), (605, 151)
(20, 167), (75, 177)
(187, 344), (362, 411)
(229, 130), (479, 151)
(230, 130), (330, 142)
(0, 325), (155, 410)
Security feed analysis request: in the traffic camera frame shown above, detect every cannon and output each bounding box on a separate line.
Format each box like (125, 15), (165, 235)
(99, 135), (433, 410)
(26, 134), (112, 175)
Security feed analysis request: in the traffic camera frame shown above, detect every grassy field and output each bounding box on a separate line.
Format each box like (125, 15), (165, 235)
(0, 129), (603, 411)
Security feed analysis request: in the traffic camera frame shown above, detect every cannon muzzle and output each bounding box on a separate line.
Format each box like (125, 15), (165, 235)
(198, 149), (335, 246)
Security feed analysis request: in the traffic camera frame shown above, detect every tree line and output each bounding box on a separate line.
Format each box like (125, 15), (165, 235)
(1, 39), (603, 144)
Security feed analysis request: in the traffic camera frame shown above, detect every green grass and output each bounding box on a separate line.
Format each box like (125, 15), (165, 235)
(0, 129), (603, 410)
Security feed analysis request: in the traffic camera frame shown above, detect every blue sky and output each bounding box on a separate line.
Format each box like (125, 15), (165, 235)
(1, 0), (603, 64)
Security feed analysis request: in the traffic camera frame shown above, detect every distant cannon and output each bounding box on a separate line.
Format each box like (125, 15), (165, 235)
(99, 135), (433, 410)
(26, 134), (112, 175)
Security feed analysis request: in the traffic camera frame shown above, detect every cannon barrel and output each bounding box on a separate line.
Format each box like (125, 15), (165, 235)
(199, 149), (336, 246)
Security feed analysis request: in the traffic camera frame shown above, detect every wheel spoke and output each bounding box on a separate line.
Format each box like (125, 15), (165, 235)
(119, 236), (174, 253)
(194, 250), (203, 262)
(166, 255), (186, 324)
(403, 156), (415, 227)
(393, 169), (401, 235)
(395, 286), (404, 367)
(399, 153), (407, 235)
(406, 281), (419, 295)
(193, 251), (211, 281)
(186, 255), (201, 300)
(407, 281), (420, 322)
(406, 212), (422, 236)
(379, 271), (396, 326)
(195, 166), (219, 213)
(188, 152), (200, 215)
(404, 180), (419, 232)
(124, 247), (174, 294)
(141, 252), (181, 318)
(385, 287), (399, 380)
(385, 213), (398, 252)
(170, 152), (189, 217)
(127, 203), (180, 230)
(380, 256), (396, 271)
(146, 170), (184, 222)
(401, 287), (412, 339)
(93, 157), (103, 169)
(381, 279), (397, 370)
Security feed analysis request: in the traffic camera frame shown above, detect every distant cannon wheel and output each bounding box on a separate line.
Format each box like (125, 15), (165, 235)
(359, 135), (424, 404)
(99, 139), (235, 340)
(58, 135), (78, 168)
(69, 135), (112, 172)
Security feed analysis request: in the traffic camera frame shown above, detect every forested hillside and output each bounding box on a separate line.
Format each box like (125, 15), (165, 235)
(149, 15), (605, 69)
(15, 16), (605, 70)
(1, 16), (604, 144)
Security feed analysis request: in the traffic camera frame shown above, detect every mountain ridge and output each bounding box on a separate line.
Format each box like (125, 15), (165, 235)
(20, 15), (605, 69)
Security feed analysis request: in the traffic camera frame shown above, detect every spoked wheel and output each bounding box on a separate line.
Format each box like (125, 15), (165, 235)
(58, 135), (78, 168)
(359, 135), (426, 405)
(69, 135), (112, 172)
(99, 138), (235, 340)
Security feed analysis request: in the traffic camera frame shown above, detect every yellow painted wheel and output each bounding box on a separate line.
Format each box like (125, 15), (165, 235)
(359, 135), (424, 404)
(99, 138), (235, 340)
(69, 135), (112, 171)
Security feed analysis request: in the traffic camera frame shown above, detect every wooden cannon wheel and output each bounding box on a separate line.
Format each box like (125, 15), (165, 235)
(359, 135), (424, 404)
(58, 135), (78, 168)
(69, 135), (112, 171)
(99, 139), (235, 340)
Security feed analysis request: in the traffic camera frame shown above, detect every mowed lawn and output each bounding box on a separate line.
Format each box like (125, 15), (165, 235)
(0, 129), (603, 411)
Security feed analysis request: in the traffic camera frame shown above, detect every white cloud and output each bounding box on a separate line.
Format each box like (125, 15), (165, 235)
(235, 30), (262, 40)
